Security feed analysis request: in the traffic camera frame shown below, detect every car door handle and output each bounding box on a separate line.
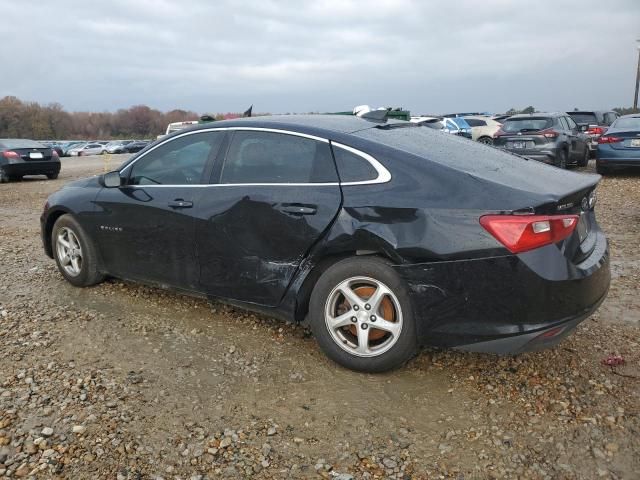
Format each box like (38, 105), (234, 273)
(168, 199), (193, 208)
(279, 204), (317, 215)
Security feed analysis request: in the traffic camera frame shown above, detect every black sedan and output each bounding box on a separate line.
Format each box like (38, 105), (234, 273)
(40, 115), (610, 372)
(122, 141), (149, 153)
(1, 139), (61, 182)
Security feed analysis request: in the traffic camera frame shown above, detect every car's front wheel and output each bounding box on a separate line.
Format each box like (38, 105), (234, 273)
(46, 173), (59, 180)
(477, 136), (494, 146)
(52, 215), (104, 287)
(0, 168), (10, 183)
(309, 257), (417, 372)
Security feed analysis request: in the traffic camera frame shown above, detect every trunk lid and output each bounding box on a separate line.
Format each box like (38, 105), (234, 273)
(604, 130), (640, 150)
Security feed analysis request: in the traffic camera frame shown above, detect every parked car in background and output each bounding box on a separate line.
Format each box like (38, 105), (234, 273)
(69, 143), (104, 156)
(41, 141), (64, 157)
(157, 121), (200, 139)
(494, 113), (590, 168)
(595, 114), (640, 174)
(441, 117), (473, 139)
(463, 116), (503, 145)
(410, 116), (444, 130)
(492, 114), (512, 123)
(40, 115), (609, 372)
(122, 141), (149, 153)
(567, 111), (619, 157)
(62, 141), (85, 156)
(0, 138), (60, 182)
(103, 140), (134, 154)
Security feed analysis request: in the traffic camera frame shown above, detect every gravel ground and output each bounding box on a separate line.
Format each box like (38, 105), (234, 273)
(0, 155), (639, 479)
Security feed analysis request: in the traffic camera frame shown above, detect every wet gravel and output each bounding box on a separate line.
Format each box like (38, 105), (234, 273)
(0, 156), (639, 479)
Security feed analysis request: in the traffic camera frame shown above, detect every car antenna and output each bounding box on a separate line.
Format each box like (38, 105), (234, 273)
(243, 105), (253, 117)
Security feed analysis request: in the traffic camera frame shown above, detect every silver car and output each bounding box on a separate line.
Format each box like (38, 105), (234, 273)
(69, 143), (104, 156)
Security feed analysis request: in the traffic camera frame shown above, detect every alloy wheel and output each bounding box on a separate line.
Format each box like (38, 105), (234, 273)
(56, 227), (83, 276)
(324, 276), (403, 357)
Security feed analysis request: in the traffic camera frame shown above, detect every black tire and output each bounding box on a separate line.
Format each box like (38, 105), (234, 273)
(52, 214), (104, 287)
(555, 149), (568, 169)
(577, 147), (589, 167)
(477, 136), (494, 146)
(8, 174), (21, 181)
(46, 172), (59, 180)
(309, 256), (418, 373)
(0, 168), (10, 183)
(596, 164), (609, 175)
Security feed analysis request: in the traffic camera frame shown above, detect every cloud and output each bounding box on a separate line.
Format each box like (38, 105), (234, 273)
(0, 0), (638, 114)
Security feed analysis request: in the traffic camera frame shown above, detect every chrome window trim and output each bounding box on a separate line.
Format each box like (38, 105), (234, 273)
(119, 126), (391, 187)
(330, 141), (391, 186)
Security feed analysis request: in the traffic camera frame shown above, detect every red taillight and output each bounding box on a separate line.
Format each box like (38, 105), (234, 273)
(598, 136), (623, 144)
(587, 126), (605, 135)
(493, 129), (505, 138)
(480, 214), (579, 254)
(2, 150), (20, 159)
(540, 128), (559, 139)
(51, 149), (59, 158)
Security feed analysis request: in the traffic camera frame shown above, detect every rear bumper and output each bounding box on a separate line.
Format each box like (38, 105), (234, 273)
(596, 145), (640, 168)
(1, 160), (60, 176)
(497, 146), (558, 164)
(393, 230), (610, 354)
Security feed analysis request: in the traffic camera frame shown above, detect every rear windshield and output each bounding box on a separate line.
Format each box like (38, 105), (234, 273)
(502, 117), (552, 133)
(612, 117), (640, 130)
(568, 112), (598, 124)
(0, 139), (45, 149)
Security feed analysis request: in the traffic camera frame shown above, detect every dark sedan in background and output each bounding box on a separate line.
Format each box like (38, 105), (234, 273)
(0, 139), (61, 182)
(596, 114), (640, 174)
(567, 110), (619, 157)
(494, 113), (590, 168)
(122, 140), (149, 153)
(40, 115), (609, 372)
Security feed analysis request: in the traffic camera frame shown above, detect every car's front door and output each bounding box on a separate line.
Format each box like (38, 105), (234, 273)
(564, 116), (587, 160)
(194, 129), (342, 306)
(93, 131), (225, 289)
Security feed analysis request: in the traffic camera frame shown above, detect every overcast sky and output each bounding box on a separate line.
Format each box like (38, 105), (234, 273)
(1, 0), (639, 115)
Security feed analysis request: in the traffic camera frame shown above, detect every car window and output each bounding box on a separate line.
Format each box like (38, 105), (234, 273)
(464, 119), (487, 127)
(502, 117), (552, 132)
(332, 145), (378, 183)
(129, 132), (223, 185)
(220, 131), (337, 184)
(568, 112), (597, 125)
(565, 116), (577, 130)
(556, 117), (568, 130)
(611, 117), (640, 129)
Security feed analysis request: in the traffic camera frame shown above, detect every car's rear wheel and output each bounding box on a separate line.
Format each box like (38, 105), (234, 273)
(52, 215), (104, 287)
(0, 168), (10, 183)
(46, 173), (59, 180)
(596, 164), (609, 175)
(478, 136), (494, 146)
(577, 146), (589, 167)
(555, 149), (567, 169)
(309, 257), (417, 372)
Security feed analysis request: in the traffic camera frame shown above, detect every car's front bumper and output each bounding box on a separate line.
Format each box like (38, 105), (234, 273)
(393, 230), (610, 354)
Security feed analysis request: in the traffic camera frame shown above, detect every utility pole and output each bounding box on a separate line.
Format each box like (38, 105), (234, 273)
(635, 39), (640, 110)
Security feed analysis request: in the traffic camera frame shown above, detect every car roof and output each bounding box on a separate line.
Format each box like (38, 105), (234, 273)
(185, 114), (405, 137)
(619, 113), (640, 118)
(506, 113), (562, 119)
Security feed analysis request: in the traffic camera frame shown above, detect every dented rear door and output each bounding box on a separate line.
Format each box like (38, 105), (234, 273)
(194, 129), (342, 306)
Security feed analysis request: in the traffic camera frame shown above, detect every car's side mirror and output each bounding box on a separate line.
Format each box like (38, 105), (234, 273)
(101, 171), (123, 188)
